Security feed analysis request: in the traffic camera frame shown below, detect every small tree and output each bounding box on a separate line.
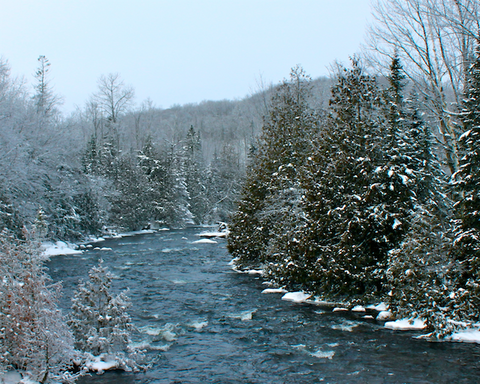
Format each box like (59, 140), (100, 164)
(69, 260), (134, 357)
(0, 230), (76, 383)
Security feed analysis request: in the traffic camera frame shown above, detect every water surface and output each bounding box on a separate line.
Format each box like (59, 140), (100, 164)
(47, 228), (480, 383)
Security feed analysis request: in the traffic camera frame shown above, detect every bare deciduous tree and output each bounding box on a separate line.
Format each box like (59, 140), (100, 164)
(365, 0), (480, 173)
(93, 73), (134, 124)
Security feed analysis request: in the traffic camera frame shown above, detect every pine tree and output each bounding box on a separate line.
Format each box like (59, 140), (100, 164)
(0, 191), (23, 238)
(68, 260), (133, 357)
(138, 139), (191, 228)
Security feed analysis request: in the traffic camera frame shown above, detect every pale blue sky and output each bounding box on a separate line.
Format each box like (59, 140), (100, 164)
(0, 0), (372, 113)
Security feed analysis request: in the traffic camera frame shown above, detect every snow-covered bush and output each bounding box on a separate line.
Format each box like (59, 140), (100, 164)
(0, 229), (77, 383)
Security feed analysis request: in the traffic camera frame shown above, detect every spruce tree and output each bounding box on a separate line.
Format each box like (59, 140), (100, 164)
(228, 66), (317, 269)
(291, 59), (392, 301)
(449, 39), (480, 322)
(205, 144), (243, 223)
(69, 260), (133, 357)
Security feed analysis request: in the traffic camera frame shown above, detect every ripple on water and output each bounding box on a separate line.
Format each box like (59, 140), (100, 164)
(45, 228), (480, 384)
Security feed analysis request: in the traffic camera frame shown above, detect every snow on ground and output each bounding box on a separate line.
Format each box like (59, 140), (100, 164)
(367, 302), (388, 311)
(281, 291), (311, 303)
(196, 230), (229, 238)
(384, 318), (426, 331)
(376, 311), (394, 320)
(447, 328), (480, 343)
(85, 355), (118, 374)
(42, 241), (83, 258)
(262, 288), (288, 294)
(192, 238), (217, 244)
(351, 305), (366, 312)
(0, 371), (23, 384)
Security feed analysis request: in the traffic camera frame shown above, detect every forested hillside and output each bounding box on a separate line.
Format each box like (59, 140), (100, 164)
(0, 57), (332, 239)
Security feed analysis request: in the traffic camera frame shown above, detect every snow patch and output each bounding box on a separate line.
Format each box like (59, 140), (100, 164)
(281, 291), (311, 303)
(367, 302), (388, 312)
(448, 330), (480, 343)
(311, 349), (335, 359)
(384, 318), (426, 331)
(262, 288), (288, 294)
(376, 311), (394, 321)
(0, 371), (23, 384)
(351, 305), (366, 312)
(392, 218), (402, 229)
(196, 230), (229, 238)
(42, 241), (83, 257)
(192, 238), (217, 244)
(187, 321), (209, 331)
(86, 358), (118, 374)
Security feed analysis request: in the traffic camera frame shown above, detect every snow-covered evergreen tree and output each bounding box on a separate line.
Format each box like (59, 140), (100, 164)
(298, 59), (390, 301)
(0, 191), (23, 238)
(205, 143), (243, 223)
(138, 138), (192, 227)
(69, 260), (134, 357)
(109, 156), (151, 231)
(449, 39), (480, 323)
(183, 126), (208, 224)
(228, 66), (318, 269)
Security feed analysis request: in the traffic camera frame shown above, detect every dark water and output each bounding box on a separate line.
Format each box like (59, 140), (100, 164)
(46, 228), (480, 384)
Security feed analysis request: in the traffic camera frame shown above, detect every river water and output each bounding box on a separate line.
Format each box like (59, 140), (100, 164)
(46, 228), (480, 383)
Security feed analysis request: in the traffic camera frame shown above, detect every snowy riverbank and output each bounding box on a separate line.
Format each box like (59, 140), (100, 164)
(236, 265), (480, 345)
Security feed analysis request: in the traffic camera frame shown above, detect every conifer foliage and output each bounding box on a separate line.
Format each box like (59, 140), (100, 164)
(449, 39), (480, 322)
(228, 66), (318, 269)
(69, 260), (134, 357)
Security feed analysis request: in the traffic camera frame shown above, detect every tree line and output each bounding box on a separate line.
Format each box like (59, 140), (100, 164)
(228, 0), (480, 337)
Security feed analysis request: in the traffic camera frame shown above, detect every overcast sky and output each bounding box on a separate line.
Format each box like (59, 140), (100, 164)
(0, 0), (373, 114)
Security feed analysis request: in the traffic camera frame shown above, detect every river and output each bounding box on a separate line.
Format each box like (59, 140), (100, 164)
(46, 227), (480, 383)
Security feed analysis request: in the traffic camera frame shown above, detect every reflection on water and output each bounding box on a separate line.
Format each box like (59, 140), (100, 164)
(47, 228), (480, 383)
